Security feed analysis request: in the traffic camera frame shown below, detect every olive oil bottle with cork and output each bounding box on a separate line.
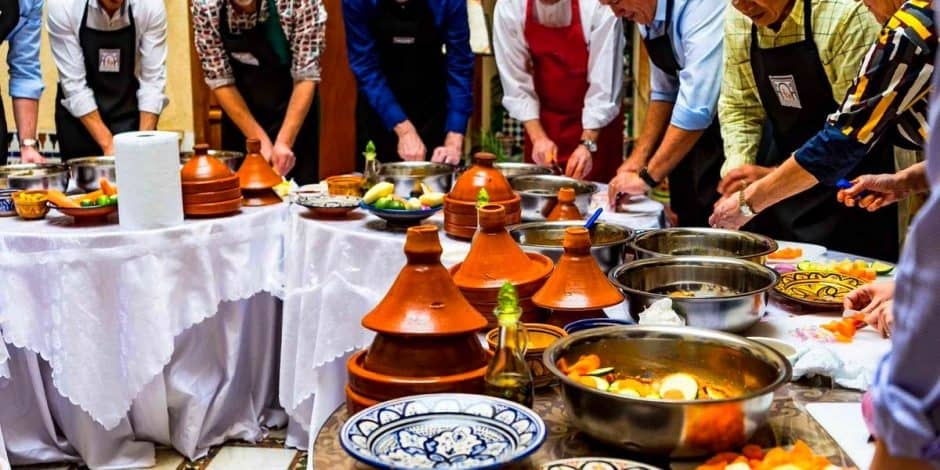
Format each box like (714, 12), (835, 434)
(483, 282), (534, 407)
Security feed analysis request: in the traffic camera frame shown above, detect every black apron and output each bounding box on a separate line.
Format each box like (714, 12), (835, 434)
(220, 0), (320, 184)
(749, 0), (898, 261)
(0, 0), (21, 163)
(354, 0), (448, 167)
(55, 1), (140, 160)
(640, 0), (724, 227)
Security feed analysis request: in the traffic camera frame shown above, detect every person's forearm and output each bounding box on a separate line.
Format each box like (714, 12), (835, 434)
(581, 129), (599, 141)
(78, 110), (115, 153)
(622, 100), (673, 170)
(12, 98), (38, 141)
(275, 80), (316, 147)
(524, 119), (548, 141)
(644, 125), (704, 182)
(213, 85), (269, 142)
(139, 112), (159, 131)
(897, 161), (929, 194)
(746, 157), (818, 212)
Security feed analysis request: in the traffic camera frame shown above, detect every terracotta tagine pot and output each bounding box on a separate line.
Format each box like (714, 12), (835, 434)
(450, 204), (553, 327)
(444, 152), (522, 239)
(533, 226), (624, 328)
(346, 224), (490, 412)
(546, 187), (583, 221)
(180, 143), (243, 218)
(236, 139), (282, 190)
(180, 143), (234, 182)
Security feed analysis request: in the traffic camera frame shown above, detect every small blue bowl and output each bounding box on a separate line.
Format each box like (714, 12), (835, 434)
(360, 201), (442, 226)
(563, 318), (634, 334)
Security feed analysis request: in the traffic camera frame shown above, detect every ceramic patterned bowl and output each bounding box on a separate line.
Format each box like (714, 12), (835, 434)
(540, 457), (663, 470)
(340, 393), (546, 470)
(297, 194), (361, 218)
(773, 270), (864, 309)
(12, 190), (49, 220)
(360, 201), (442, 226)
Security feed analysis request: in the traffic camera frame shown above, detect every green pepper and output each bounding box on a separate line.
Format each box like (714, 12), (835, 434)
(81, 199), (94, 207)
(108, 194), (119, 205)
(387, 199), (405, 210)
(97, 195), (110, 207)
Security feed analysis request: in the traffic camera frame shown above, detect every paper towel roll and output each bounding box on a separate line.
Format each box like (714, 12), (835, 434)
(114, 131), (184, 230)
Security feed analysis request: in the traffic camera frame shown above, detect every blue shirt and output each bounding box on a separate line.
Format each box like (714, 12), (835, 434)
(637, 0), (725, 131)
(342, 0), (474, 134)
(5, 0), (43, 100)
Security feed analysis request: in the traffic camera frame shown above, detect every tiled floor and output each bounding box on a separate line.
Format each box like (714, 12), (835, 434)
(11, 429), (308, 470)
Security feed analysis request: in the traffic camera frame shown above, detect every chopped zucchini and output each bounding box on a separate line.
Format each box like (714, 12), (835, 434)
(586, 367), (615, 376)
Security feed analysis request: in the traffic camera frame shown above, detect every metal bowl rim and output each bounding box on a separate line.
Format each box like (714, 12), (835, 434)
(179, 150), (245, 160)
(378, 161), (456, 175)
(507, 220), (635, 248)
(607, 255), (781, 300)
(630, 227), (779, 259)
(1, 163), (70, 174)
(67, 156), (116, 167)
(510, 175), (597, 195)
(542, 324), (792, 405)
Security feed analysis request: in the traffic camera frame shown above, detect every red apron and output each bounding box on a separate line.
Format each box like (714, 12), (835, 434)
(522, 0), (623, 182)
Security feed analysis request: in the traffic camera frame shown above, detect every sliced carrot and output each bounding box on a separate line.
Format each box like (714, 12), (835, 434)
(47, 190), (80, 208)
(742, 444), (764, 460)
(99, 178), (117, 196)
(705, 452), (740, 464)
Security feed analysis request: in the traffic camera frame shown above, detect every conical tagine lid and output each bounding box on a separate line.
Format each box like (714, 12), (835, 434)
(533, 227), (624, 310)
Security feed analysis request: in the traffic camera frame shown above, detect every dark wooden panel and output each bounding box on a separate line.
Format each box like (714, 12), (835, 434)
(318, 0), (358, 178)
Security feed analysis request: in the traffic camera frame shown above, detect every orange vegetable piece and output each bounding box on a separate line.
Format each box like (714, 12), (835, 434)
(742, 444), (764, 460)
(705, 452), (740, 464)
(47, 190), (80, 208)
(99, 178), (117, 196)
(563, 354), (601, 375)
(557, 358), (570, 373)
(769, 247), (803, 259)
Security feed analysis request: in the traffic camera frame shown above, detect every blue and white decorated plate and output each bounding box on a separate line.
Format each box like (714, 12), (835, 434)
(540, 457), (663, 470)
(340, 393), (547, 470)
(360, 201), (442, 226)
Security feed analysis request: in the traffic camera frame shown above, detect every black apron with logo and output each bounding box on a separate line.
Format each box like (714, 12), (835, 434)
(355, 0), (448, 166)
(55, 1), (140, 160)
(749, 0), (898, 261)
(0, 0), (21, 163)
(640, 0), (724, 227)
(220, 0), (320, 184)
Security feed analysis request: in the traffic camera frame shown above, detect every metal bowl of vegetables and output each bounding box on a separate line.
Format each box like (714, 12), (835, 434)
(0, 163), (70, 192)
(608, 256), (779, 332)
(630, 228), (778, 264)
(68, 156), (115, 192)
(510, 175), (597, 221)
(543, 325), (791, 457)
(508, 220), (635, 273)
(495, 162), (552, 180)
(378, 161), (454, 199)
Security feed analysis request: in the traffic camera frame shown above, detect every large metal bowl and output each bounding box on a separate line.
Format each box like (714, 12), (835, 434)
(630, 228), (778, 264)
(609, 256), (779, 332)
(510, 175), (597, 221)
(68, 156), (116, 192)
(543, 325), (791, 457)
(508, 220), (635, 273)
(378, 161), (454, 198)
(180, 149), (245, 173)
(0, 163), (70, 192)
(495, 162), (552, 180)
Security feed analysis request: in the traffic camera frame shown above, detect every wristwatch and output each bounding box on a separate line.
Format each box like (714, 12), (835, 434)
(579, 139), (597, 153)
(19, 138), (37, 149)
(738, 189), (757, 217)
(638, 167), (660, 189)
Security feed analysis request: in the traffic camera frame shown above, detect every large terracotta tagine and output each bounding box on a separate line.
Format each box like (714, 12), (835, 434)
(546, 187), (583, 221)
(346, 225), (490, 413)
(533, 226), (624, 327)
(180, 143), (243, 217)
(450, 204), (554, 327)
(236, 139), (283, 206)
(444, 152), (521, 239)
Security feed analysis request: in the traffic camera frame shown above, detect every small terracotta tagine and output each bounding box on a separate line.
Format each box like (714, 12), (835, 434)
(236, 139), (283, 206)
(546, 187), (582, 221)
(444, 153), (522, 239)
(450, 204), (554, 327)
(181, 144), (243, 218)
(346, 225), (490, 413)
(533, 226), (624, 327)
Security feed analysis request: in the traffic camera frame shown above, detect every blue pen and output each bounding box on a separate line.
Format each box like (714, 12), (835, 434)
(836, 178), (868, 199)
(584, 208), (603, 229)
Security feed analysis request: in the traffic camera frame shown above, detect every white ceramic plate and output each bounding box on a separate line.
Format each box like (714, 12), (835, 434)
(766, 240), (827, 265)
(540, 457), (663, 470)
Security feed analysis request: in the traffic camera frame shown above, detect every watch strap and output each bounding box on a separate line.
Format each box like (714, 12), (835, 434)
(738, 189), (757, 216)
(20, 138), (37, 148)
(638, 167), (659, 189)
(580, 139), (597, 153)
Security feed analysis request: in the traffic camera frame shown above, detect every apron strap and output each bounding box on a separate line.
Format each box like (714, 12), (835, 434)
(750, 0), (818, 55)
(261, 0), (291, 66)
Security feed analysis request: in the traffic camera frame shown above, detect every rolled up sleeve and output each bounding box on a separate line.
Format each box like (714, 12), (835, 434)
(7, 0), (44, 100)
(136, 0), (170, 115)
(581, 5), (623, 130)
(442, 0), (473, 134)
(494, 0), (540, 123)
(671, 0), (724, 131)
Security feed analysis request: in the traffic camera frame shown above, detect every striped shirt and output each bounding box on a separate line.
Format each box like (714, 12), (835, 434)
(794, 0), (935, 186)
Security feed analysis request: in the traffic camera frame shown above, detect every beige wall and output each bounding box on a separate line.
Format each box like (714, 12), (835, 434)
(0, 0), (195, 137)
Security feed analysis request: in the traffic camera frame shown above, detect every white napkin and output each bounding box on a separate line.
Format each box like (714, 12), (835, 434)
(638, 298), (686, 326)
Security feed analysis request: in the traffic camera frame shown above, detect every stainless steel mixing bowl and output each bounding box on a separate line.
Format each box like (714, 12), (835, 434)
(508, 220), (635, 273)
(543, 325), (791, 457)
(630, 228), (778, 264)
(378, 161), (454, 198)
(0, 163), (70, 192)
(68, 156), (116, 192)
(180, 149), (245, 173)
(510, 175), (597, 221)
(608, 256), (779, 332)
(494, 162), (552, 180)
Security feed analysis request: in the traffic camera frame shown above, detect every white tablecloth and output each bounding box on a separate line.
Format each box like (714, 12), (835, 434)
(278, 193), (665, 451)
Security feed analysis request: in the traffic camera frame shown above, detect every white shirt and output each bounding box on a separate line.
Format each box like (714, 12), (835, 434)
(47, 0), (169, 119)
(493, 0), (624, 130)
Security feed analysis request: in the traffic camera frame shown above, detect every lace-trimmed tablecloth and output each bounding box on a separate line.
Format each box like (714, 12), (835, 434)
(0, 205), (288, 430)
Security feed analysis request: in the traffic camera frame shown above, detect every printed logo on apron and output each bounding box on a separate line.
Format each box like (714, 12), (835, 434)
(98, 49), (121, 73)
(769, 74), (802, 109)
(392, 36), (416, 45)
(231, 52), (260, 66)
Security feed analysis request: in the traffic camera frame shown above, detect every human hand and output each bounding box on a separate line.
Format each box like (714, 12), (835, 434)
(837, 174), (908, 212)
(19, 145), (45, 163)
(565, 145), (593, 179)
(431, 132), (463, 165)
(607, 170), (649, 208)
(259, 135), (274, 162)
(271, 141), (296, 176)
(531, 137), (558, 167)
(843, 281), (896, 338)
(717, 164), (774, 195)
(397, 126), (426, 161)
(708, 192), (753, 229)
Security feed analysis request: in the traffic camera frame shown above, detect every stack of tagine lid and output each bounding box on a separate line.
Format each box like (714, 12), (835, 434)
(444, 152), (521, 239)
(533, 226), (624, 327)
(236, 139), (282, 206)
(180, 143), (243, 217)
(450, 204), (554, 327)
(346, 225), (490, 413)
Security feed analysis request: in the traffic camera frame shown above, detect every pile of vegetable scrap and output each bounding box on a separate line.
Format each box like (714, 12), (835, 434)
(820, 313), (867, 343)
(696, 441), (846, 470)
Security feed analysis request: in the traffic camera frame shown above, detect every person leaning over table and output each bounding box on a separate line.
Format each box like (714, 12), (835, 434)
(712, 0), (902, 262)
(493, 0), (625, 181)
(603, 0), (726, 226)
(48, 0), (169, 160)
(0, 0), (43, 165)
(343, 0), (473, 166)
(192, 0), (325, 183)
